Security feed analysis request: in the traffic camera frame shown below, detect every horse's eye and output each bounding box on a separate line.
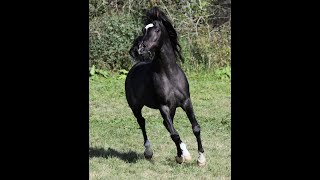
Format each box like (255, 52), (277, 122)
(155, 29), (159, 32)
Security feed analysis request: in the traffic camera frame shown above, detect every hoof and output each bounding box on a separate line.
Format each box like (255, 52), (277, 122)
(197, 159), (206, 166)
(175, 155), (191, 164)
(197, 152), (206, 167)
(144, 141), (153, 159)
(184, 155), (192, 162)
(175, 156), (184, 164)
(144, 148), (153, 159)
(144, 153), (153, 159)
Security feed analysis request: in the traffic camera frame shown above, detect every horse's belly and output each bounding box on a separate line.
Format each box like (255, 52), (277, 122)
(144, 102), (159, 109)
(141, 90), (159, 109)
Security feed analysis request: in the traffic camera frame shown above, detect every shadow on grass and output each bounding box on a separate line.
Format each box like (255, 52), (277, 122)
(89, 147), (144, 163)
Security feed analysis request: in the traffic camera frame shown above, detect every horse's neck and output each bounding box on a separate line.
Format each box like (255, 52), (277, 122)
(152, 40), (177, 74)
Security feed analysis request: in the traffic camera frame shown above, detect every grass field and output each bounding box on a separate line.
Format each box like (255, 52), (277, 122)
(89, 70), (231, 179)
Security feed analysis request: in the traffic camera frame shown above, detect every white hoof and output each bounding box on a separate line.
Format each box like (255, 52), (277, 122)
(197, 152), (206, 166)
(180, 143), (191, 162)
(184, 154), (192, 162)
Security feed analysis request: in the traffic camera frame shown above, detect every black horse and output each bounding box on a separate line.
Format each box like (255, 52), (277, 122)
(125, 7), (205, 166)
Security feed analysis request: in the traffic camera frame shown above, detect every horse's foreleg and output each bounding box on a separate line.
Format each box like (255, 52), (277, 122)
(182, 98), (206, 166)
(133, 108), (153, 159)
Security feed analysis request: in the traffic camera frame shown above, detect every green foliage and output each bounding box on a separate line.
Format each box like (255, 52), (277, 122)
(118, 69), (129, 80)
(89, 0), (231, 72)
(169, 0), (231, 70)
(215, 65), (231, 80)
(89, 12), (141, 70)
(89, 65), (96, 76)
(89, 65), (110, 80)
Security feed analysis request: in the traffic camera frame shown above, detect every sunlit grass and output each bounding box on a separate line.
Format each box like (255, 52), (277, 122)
(89, 71), (230, 179)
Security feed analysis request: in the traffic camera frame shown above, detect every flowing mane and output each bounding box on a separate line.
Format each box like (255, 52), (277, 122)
(143, 6), (184, 63)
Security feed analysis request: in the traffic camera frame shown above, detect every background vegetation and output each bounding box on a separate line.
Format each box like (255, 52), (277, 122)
(89, 0), (230, 72)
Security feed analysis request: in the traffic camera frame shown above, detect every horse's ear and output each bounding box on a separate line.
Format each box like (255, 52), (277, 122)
(152, 21), (158, 26)
(153, 21), (161, 28)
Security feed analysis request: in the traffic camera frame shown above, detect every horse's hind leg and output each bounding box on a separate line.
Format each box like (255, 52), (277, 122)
(182, 98), (206, 166)
(162, 109), (191, 162)
(160, 105), (191, 163)
(132, 108), (153, 159)
(162, 108), (176, 133)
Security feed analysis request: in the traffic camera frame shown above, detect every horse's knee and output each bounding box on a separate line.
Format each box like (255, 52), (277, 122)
(193, 124), (201, 136)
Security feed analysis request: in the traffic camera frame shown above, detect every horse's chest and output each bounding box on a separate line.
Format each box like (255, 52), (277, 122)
(153, 75), (185, 103)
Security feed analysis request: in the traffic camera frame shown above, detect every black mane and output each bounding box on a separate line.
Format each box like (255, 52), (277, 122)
(143, 6), (184, 63)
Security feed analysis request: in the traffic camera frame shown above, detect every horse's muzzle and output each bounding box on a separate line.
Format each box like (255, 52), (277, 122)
(138, 43), (146, 55)
(138, 48), (144, 55)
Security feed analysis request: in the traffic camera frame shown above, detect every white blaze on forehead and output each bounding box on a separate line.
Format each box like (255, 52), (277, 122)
(145, 23), (154, 30)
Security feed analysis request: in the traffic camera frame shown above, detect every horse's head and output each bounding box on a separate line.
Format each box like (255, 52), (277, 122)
(138, 20), (165, 55)
(138, 6), (184, 62)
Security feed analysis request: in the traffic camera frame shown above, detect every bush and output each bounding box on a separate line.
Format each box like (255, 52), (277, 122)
(89, 13), (141, 70)
(89, 0), (231, 71)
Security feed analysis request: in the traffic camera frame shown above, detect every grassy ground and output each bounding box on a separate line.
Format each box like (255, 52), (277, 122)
(89, 70), (231, 180)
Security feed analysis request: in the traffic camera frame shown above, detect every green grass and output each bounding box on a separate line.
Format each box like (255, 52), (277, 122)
(89, 70), (231, 180)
